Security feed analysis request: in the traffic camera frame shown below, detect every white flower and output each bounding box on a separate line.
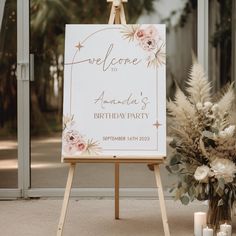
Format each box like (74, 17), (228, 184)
(219, 130), (227, 138)
(210, 158), (236, 183)
(219, 125), (235, 138)
(196, 103), (203, 110)
(224, 125), (235, 136)
(219, 131), (227, 138)
(194, 165), (210, 182)
(211, 104), (219, 113)
(204, 102), (213, 109)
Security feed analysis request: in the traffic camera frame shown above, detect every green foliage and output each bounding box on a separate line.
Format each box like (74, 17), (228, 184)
(161, 0), (197, 28)
(180, 195), (190, 205)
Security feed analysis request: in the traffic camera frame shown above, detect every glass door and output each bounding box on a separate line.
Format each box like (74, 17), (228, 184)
(30, 0), (65, 188)
(208, 0), (236, 91)
(0, 0), (18, 193)
(0, 0), (30, 198)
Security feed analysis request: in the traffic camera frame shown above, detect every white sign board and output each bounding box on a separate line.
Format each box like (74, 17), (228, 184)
(62, 24), (166, 159)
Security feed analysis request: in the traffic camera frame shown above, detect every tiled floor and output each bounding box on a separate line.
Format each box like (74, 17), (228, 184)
(0, 199), (232, 236)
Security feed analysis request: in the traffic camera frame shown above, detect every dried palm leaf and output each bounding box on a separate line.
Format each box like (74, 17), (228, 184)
(120, 25), (140, 42)
(84, 139), (102, 155)
(147, 43), (166, 68)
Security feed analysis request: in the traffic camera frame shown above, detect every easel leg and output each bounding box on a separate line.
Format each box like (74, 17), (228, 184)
(57, 163), (76, 236)
(154, 165), (170, 236)
(115, 163), (120, 219)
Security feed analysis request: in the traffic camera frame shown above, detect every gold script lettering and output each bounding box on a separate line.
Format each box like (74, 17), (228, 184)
(70, 44), (142, 71)
(94, 91), (149, 110)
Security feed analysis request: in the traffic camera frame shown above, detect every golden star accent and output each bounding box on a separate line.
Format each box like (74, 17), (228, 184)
(75, 42), (84, 50)
(153, 121), (162, 129)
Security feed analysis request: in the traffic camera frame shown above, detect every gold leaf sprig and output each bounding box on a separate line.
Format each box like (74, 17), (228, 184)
(120, 25), (140, 42)
(84, 139), (102, 155)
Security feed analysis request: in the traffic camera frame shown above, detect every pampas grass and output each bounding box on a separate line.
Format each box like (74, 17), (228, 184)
(167, 62), (235, 139)
(186, 63), (212, 104)
(217, 83), (235, 116)
(166, 61), (236, 210)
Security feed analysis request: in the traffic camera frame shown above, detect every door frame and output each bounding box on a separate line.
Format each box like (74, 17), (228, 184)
(0, 0), (29, 198)
(17, 0), (30, 197)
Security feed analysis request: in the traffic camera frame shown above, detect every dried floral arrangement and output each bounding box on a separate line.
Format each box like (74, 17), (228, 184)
(166, 61), (236, 227)
(121, 25), (166, 68)
(62, 114), (101, 156)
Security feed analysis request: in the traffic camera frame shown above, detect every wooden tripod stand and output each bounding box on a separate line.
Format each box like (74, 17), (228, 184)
(57, 1), (170, 235)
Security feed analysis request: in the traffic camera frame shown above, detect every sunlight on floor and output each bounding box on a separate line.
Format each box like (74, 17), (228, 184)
(0, 140), (17, 150)
(0, 159), (63, 170)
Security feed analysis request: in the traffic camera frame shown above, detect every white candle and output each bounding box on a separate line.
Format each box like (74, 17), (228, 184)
(217, 232), (227, 236)
(203, 226), (213, 236)
(194, 212), (207, 236)
(220, 223), (232, 236)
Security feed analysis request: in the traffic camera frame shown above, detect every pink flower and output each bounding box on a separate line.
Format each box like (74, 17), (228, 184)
(135, 29), (146, 41)
(63, 144), (78, 155)
(63, 130), (87, 155)
(63, 130), (82, 144)
(144, 25), (158, 38)
(140, 37), (157, 51)
(77, 142), (87, 152)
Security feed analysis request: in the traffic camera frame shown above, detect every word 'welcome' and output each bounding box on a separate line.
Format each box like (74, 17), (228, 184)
(68, 44), (142, 71)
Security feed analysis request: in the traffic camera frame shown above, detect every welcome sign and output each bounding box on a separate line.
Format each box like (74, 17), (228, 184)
(62, 24), (166, 159)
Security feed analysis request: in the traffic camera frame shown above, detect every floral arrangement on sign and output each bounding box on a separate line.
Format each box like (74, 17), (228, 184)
(121, 25), (166, 68)
(62, 114), (101, 156)
(166, 62), (236, 230)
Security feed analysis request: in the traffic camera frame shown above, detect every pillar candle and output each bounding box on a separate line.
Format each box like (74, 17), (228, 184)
(203, 226), (213, 236)
(194, 212), (207, 236)
(220, 223), (232, 236)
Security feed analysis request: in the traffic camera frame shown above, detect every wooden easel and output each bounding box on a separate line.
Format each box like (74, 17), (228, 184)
(57, 1), (170, 235)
